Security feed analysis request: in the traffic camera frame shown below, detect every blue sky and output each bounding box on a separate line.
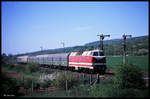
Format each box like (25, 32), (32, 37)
(2, 1), (148, 55)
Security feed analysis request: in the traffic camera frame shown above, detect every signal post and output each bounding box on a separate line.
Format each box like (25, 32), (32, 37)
(97, 34), (110, 50)
(122, 34), (132, 64)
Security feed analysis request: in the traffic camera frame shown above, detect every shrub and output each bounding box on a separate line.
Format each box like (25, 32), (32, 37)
(14, 66), (24, 73)
(23, 78), (33, 90)
(2, 63), (14, 70)
(1, 72), (20, 96)
(33, 81), (41, 90)
(26, 63), (39, 74)
(89, 84), (149, 98)
(53, 72), (79, 90)
(40, 80), (52, 89)
(113, 63), (146, 89)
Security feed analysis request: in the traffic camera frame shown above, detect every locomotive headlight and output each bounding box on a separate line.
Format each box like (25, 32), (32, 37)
(92, 57), (97, 63)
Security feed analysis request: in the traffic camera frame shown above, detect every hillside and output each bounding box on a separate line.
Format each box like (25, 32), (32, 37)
(16, 35), (148, 56)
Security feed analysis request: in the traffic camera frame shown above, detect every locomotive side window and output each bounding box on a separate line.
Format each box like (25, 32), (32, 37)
(99, 52), (104, 56)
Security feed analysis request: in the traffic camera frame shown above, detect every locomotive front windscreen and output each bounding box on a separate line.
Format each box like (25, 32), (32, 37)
(93, 51), (104, 56)
(93, 52), (99, 56)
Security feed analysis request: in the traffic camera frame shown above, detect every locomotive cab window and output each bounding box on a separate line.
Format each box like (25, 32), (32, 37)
(93, 52), (99, 56)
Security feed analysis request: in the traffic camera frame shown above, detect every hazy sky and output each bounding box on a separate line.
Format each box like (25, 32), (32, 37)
(2, 1), (148, 55)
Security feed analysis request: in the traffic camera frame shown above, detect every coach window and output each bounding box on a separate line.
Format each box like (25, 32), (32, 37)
(93, 52), (99, 56)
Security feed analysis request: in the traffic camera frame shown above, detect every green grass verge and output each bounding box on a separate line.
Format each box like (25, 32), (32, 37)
(106, 56), (148, 72)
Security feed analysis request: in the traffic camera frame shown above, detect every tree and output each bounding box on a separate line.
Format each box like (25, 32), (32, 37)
(26, 63), (39, 74)
(1, 72), (20, 96)
(114, 63), (146, 89)
(1, 53), (8, 63)
(54, 72), (79, 90)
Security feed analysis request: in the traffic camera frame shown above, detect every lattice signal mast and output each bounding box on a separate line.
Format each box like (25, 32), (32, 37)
(40, 46), (43, 53)
(97, 34), (110, 50)
(122, 34), (132, 64)
(61, 42), (65, 48)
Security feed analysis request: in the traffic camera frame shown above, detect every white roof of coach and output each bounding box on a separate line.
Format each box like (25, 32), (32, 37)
(36, 54), (49, 58)
(17, 55), (28, 59)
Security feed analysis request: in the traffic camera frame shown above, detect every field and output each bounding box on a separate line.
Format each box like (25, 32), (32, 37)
(1, 55), (149, 97)
(106, 56), (149, 72)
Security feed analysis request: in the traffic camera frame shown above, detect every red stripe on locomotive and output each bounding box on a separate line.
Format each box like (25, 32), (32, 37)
(69, 56), (92, 63)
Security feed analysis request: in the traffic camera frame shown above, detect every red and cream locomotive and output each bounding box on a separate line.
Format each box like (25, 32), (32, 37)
(69, 49), (106, 73)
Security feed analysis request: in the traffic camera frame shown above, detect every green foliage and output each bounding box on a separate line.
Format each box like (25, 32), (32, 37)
(16, 35), (148, 56)
(53, 72), (79, 90)
(23, 77), (33, 90)
(14, 66), (25, 73)
(113, 63), (146, 89)
(26, 63), (39, 74)
(89, 84), (149, 98)
(106, 56), (148, 72)
(33, 81), (41, 90)
(5, 63), (15, 70)
(1, 72), (21, 96)
(2, 62), (25, 74)
(1, 53), (8, 63)
(40, 80), (52, 89)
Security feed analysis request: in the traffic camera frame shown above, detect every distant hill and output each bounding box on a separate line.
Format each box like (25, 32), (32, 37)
(84, 35), (148, 46)
(16, 35), (148, 56)
(84, 35), (148, 56)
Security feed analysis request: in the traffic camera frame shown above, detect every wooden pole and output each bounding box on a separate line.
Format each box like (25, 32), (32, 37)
(32, 81), (33, 94)
(65, 71), (68, 92)
(90, 74), (92, 84)
(97, 74), (100, 84)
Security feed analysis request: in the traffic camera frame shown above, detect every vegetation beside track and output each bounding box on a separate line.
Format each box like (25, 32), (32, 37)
(1, 61), (149, 98)
(106, 56), (148, 72)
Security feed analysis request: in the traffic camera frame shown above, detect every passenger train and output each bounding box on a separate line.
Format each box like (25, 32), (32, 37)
(17, 49), (107, 73)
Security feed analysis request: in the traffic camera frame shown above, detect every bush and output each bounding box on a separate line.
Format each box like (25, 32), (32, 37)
(14, 66), (25, 73)
(26, 63), (39, 74)
(2, 63), (14, 70)
(53, 72), (79, 90)
(113, 63), (146, 89)
(23, 78), (33, 90)
(40, 80), (52, 89)
(1, 72), (20, 96)
(33, 81), (41, 90)
(89, 84), (149, 98)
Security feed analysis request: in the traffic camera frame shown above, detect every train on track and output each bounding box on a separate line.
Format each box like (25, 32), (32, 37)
(17, 49), (107, 73)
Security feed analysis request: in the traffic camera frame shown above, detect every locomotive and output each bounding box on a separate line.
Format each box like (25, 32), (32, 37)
(17, 49), (106, 73)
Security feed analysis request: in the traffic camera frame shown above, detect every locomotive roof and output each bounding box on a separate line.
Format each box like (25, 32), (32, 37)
(70, 49), (103, 56)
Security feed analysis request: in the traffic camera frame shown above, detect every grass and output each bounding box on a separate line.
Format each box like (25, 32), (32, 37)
(89, 84), (149, 98)
(2, 57), (149, 97)
(21, 77), (149, 98)
(22, 85), (91, 97)
(106, 56), (148, 72)
(1, 63), (43, 80)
